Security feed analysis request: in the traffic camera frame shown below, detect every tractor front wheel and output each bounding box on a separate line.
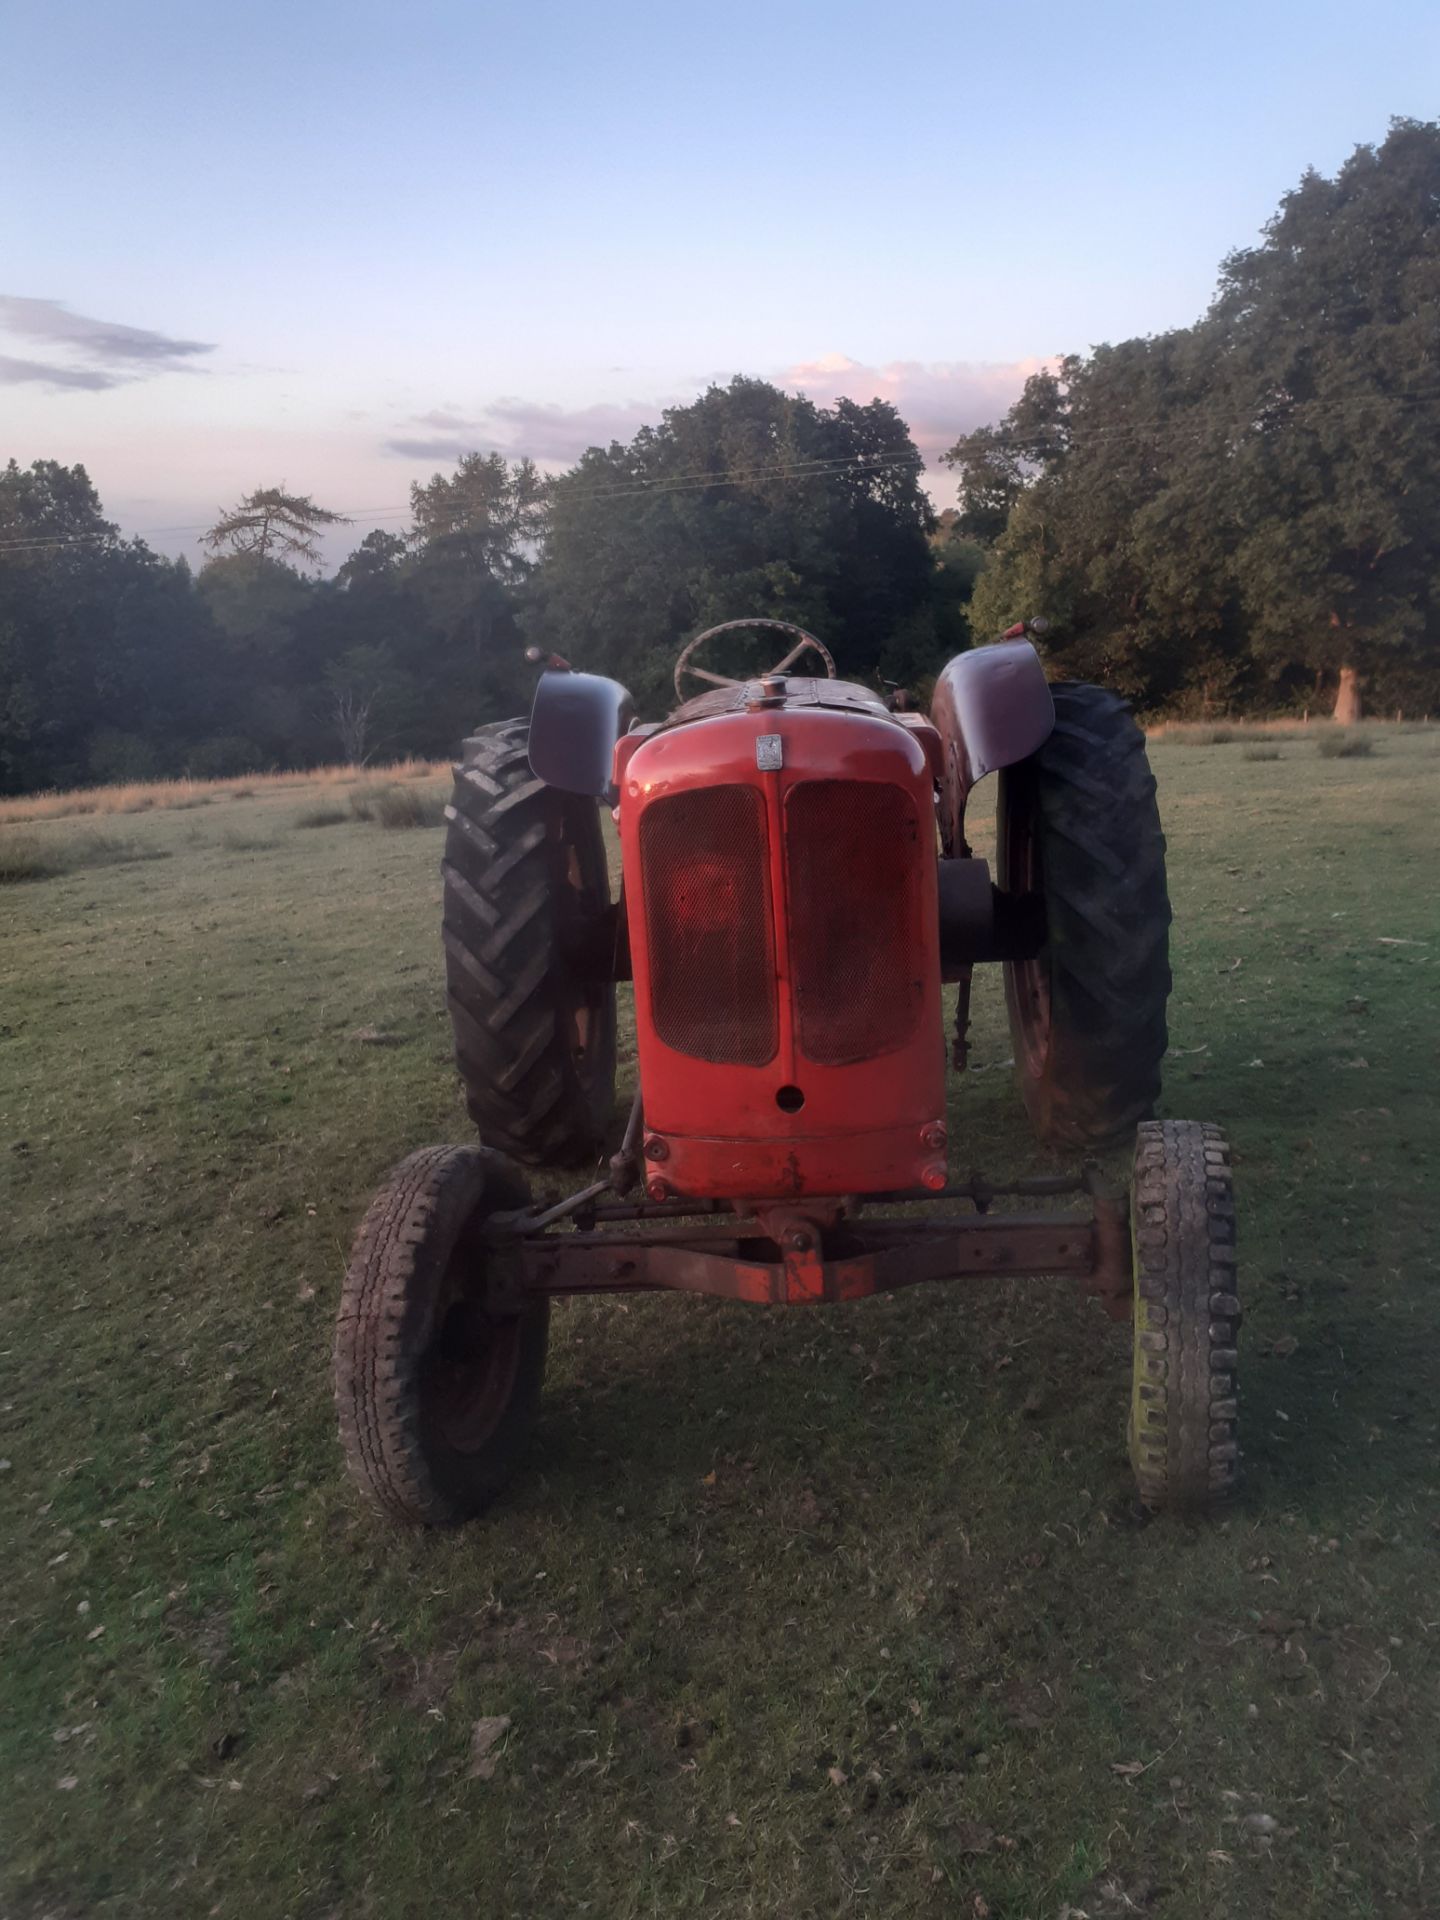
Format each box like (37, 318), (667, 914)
(997, 681), (1171, 1149)
(334, 1145), (548, 1527)
(1129, 1120), (1240, 1513)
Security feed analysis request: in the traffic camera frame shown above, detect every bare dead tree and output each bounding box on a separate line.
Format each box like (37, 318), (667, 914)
(332, 687), (377, 765)
(203, 485), (351, 567)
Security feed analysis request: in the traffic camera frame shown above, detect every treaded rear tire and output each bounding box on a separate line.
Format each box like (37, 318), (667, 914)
(1129, 1120), (1240, 1513)
(334, 1145), (547, 1527)
(442, 718), (616, 1168)
(997, 681), (1171, 1148)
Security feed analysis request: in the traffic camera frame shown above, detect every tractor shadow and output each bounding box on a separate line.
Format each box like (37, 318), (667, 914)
(524, 1278), (1136, 1521)
(522, 1185), (1434, 1537)
(1157, 978), (1434, 1526)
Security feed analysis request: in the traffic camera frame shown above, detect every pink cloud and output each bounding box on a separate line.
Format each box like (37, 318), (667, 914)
(385, 355), (1050, 484)
(483, 397), (668, 461)
(779, 353), (1055, 458)
(386, 397), (663, 466)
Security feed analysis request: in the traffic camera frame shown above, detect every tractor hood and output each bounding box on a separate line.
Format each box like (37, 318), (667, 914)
(665, 675), (895, 727)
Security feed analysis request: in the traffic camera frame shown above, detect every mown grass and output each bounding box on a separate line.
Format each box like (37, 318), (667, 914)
(2, 736), (1438, 1919)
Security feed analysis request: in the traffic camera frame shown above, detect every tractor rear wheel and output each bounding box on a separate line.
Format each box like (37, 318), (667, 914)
(1128, 1120), (1240, 1513)
(334, 1144), (547, 1526)
(997, 681), (1171, 1149)
(442, 718), (616, 1168)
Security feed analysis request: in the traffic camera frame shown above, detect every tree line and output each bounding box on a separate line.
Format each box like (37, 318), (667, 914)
(946, 117), (1440, 722)
(0, 381), (966, 795)
(2, 118), (1436, 795)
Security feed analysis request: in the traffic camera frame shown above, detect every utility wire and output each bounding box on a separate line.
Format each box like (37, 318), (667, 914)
(3, 379), (1439, 554)
(0, 448), (929, 553)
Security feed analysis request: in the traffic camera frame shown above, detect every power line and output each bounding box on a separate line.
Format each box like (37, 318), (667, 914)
(0, 447), (929, 554)
(943, 382), (1440, 452)
(4, 377), (1438, 555)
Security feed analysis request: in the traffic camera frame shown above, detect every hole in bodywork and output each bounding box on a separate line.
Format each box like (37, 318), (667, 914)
(776, 1084), (805, 1112)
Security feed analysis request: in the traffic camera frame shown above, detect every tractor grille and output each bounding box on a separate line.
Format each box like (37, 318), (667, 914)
(639, 785), (778, 1065)
(785, 780), (923, 1066)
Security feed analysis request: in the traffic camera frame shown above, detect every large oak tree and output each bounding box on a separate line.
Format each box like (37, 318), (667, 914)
(532, 377), (939, 705)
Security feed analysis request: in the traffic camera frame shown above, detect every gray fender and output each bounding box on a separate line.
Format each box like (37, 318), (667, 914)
(931, 640), (1054, 854)
(528, 668), (635, 802)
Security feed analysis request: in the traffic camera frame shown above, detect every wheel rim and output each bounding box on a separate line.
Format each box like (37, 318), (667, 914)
(1000, 768), (1052, 1078)
(422, 1255), (525, 1455)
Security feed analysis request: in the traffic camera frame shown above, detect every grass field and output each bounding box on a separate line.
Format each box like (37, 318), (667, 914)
(3, 730), (1439, 1919)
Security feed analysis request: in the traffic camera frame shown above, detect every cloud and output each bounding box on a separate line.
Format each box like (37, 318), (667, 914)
(412, 407), (478, 431)
(383, 356), (1048, 476)
(385, 435), (487, 461)
(0, 296), (214, 393)
(779, 353), (1054, 458)
(486, 398), (668, 460)
(0, 295), (214, 369)
(384, 396), (663, 466)
(0, 353), (123, 391)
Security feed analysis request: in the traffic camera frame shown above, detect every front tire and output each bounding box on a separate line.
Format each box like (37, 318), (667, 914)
(997, 681), (1171, 1149)
(334, 1145), (548, 1527)
(1129, 1121), (1240, 1513)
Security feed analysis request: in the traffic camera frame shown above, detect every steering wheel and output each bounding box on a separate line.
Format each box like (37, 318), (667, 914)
(673, 619), (837, 702)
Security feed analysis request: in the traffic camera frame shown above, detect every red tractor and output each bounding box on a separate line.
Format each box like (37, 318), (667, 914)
(334, 620), (1239, 1525)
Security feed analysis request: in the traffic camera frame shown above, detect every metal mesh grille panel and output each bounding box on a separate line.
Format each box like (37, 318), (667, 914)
(640, 785), (778, 1066)
(785, 780), (923, 1066)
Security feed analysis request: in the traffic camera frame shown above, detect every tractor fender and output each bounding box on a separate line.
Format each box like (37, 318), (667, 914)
(528, 667), (635, 802)
(931, 640), (1054, 854)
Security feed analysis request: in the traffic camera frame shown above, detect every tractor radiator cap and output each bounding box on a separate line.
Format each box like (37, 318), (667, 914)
(744, 674), (787, 710)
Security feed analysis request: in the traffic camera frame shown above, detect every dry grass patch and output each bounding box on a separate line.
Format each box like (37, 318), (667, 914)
(372, 784), (445, 829)
(1149, 723), (1279, 746)
(1147, 715), (1435, 746)
(0, 827), (171, 883)
(0, 758), (451, 826)
(0, 835), (60, 883)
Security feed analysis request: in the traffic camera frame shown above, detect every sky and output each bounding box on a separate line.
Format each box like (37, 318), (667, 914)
(3, 0), (1437, 568)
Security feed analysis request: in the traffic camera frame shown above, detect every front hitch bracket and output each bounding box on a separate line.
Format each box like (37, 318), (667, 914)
(483, 1170), (1133, 1315)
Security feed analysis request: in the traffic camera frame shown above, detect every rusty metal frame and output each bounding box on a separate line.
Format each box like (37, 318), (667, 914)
(488, 1175), (1133, 1320)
